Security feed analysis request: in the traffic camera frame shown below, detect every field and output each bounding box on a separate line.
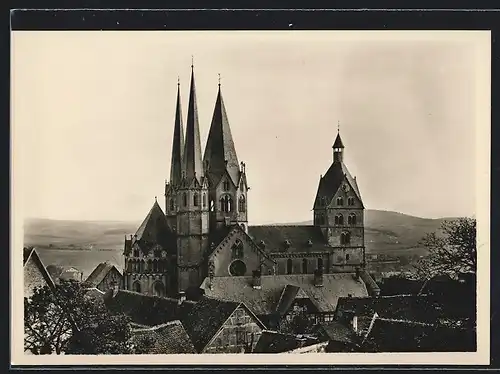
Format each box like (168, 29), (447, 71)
(23, 209), (456, 279)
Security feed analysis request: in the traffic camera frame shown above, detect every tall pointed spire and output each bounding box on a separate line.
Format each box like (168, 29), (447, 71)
(203, 78), (240, 185)
(183, 61), (204, 181)
(170, 78), (185, 185)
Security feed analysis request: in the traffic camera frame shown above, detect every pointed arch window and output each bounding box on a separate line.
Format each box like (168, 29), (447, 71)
(348, 213), (357, 225)
(203, 193), (207, 208)
(232, 239), (244, 259)
(317, 258), (324, 271)
(133, 281), (141, 293)
(348, 197), (355, 206)
(287, 259), (293, 274)
(133, 248), (140, 257)
(334, 214), (344, 225)
(302, 259), (308, 274)
(238, 195), (246, 213)
(337, 197), (344, 206)
(223, 180), (230, 191)
(340, 232), (351, 245)
(346, 254), (350, 261)
(183, 193), (188, 207)
(169, 199), (175, 211)
(193, 193), (199, 206)
(220, 195), (232, 212)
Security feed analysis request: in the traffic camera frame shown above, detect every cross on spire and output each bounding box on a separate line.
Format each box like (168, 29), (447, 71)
(218, 73), (221, 87)
(337, 120), (340, 133)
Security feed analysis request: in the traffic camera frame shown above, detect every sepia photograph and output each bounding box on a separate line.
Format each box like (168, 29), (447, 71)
(11, 29), (490, 365)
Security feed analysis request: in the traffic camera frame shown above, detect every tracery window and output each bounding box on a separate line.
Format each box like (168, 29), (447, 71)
(238, 195), (246, 212)
(335, 214), (344, 225)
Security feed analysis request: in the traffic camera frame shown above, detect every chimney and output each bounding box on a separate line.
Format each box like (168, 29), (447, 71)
(314, 269), (324, 287)
(252, 270), (262, 289)
(178, 291), (186, 305)
(352, 315), (358, 333)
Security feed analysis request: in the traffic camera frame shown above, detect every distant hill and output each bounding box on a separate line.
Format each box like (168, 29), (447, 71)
(24, 210), (458, 256)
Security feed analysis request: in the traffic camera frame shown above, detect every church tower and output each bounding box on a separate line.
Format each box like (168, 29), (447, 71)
(203, 78), (248, 233)
(165, 79), (185, 232)
(175, 64), (210, 293)
(313, 130), (365, 272)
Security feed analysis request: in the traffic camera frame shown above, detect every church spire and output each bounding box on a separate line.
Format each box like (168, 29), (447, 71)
(170, 78), (184, 185)
(183, 61), (203, 181)
(333, 130), (345, 163)
(203, 77), (240, 185)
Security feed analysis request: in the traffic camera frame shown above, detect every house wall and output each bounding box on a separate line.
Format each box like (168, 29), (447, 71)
(204, 306), (263, 353)
(24, 256), (49, 298)
(97, 268), (123, 293)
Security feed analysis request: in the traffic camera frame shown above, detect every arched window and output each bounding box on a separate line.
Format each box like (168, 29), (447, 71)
(232, 239), (244, 259)
(348, 213), (357, 225)
(140, 260), (145, 272)
(203, 194), (207, 208)
(220, 195), (232, 212)
(133, 281), (141, 293)
(240, 180), (244, 190)
(302, 259), (308, 274)
(193, 193), (199, 206)
(229, 260), (247, 276)
(147, 259), (153, 272)
(346, 254), (350, 261)
(239, 195), (246, 212)
(341, 232), (351, 245)
(223, 180), (230, 191)
(335, 214), (344, 225)
(152, 281), (165, 297)
(287, 259), (293, 275)
(210, 199), (214, 212)
(337, 197), (344, 206)
(317, 258), (324, 271)
(170, 199), (175, 211)
(133, 248), (139, 257)
(348, 197), (355, 206)
(183, 193), (187, 207)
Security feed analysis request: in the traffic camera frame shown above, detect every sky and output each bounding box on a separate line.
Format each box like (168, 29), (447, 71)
(12, 31), (486, 224)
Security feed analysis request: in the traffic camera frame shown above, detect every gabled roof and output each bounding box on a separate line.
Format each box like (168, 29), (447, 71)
(23, 247), (56, 290)
(131, 200), (176, 255)
(200, 273), (369, 315)
(84, 262), (121, 288)
(316, 321), (359, 345)
(248, 225), (328, 254)
(181, 296), (265, 353)
(104, 289), (195, 326)
(169, 82), (185, 186)
(130, 320), (196, 354)
(275, 285), (301, 316)
(314, 161), (363, 208)
(203, 85), (240, 186)
(253, 330), (319, 353)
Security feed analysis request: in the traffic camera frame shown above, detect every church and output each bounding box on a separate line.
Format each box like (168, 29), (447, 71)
(122, 64), (379, 305)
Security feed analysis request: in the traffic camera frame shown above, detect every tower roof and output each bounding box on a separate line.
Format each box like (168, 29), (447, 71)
(203, 84), (240, 185)
(333, 132), (345, 149)
(183, 65), (204, 182)
(314, 162), (363, 207)
(170, 80), (185, 186)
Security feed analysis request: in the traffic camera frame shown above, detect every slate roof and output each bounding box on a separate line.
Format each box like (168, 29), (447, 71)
(314, 161), (363, 208)
(362, 317), (476, 352)
(181, 296), (264, 353)
(316, 321), (359, 345)
(127, 200), (176, 256)
(253, 330), (319, 353)
(203, 85), (240, 187)
(247, 225), (329, 253)
(200, 273), (369, 316)
(130, 320), (196, 354)
(84, 262), (121, 288)
(169, 82), (185, 187)
(333, 133), (344, 149)
(103, 289), (195, 326)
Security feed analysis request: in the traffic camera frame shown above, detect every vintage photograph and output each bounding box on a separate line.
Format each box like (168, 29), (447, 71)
(12, 30), (490, 363)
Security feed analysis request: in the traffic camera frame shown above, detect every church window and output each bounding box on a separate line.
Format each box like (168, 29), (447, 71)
(223, 180), (230, 191)
(133, 248), (139, 257)
(348, 213), (357, 225)
(170, 199), (175, 211)
(220, 195), (233, 212)
(210, 199), (214, 212)
(335, 214), (344, 225)
(133, 281), (141, 293)
(337, 197), (344, 206)
(348, 197), (355, 206)
(287, 259), (293, 274)
(229, 260), (247, 276)
(140, 260), (145, 272)
(346, 254), (350, 261)
(238, 195), (246, 212)
(203, 193), (207, 208)
(302, 259), (308, 274)
(240, 180), (244, 190)
(317, 258), (324, 271)
(341, 232), (351, 245)
(232, 239), (244, 259)
(193, 193), (199, 206)
(183, 193), (187, 207)
(152, 281), (165, 297)
(154, 248), (162, 258)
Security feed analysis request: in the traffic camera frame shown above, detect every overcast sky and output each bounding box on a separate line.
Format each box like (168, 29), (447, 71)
(12, 31), (486, 224)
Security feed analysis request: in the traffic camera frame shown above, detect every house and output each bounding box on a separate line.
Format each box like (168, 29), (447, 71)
(85, 262), (123, 293)
(200, 270), (369, 330)
(103, 289), (195, 327)
(181, 296), (266, 353)
(23, 247), (55, 298)
(314, 321), (360, 352)
(129, 320), (196, 354)
(252, 330), (320, 353)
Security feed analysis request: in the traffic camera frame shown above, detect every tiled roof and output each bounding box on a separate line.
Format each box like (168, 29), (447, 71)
(84, 262), (120, 288)
(275, 285), (301, 316)
(130, 320), (196, 354)
(103, 289), (195, 326)
(130, 200), (176, 256)
(316, 321), (359, 345)
(253, 330), (319, 353)
(362, 317), (476, 352)
(203, 86), (240, 186)
(247, 225), (328, 253)
(181, 296), (243, 353)
(314, 161), (363, 208)
(200, 273), (369, 315)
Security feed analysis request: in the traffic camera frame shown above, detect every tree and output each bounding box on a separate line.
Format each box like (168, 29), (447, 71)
(24, 279), (135, 355)
(413, 217), (476, 280)
(46, 264), (64, 282)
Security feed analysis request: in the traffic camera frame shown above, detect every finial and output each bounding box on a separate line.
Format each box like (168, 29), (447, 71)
(337, 120), (340, 133)
(191, 55), (194, 69)
(218, 73), (221, 87)
(155, 196), (157, 202)
(177, 76), (180, 86)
